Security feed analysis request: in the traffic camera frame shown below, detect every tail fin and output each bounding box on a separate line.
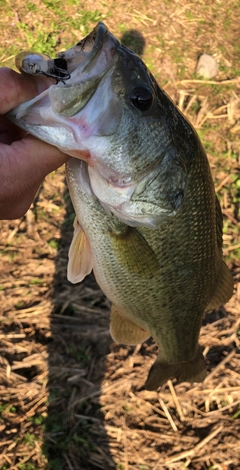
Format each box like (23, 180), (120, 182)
(145, 347), (207, 390)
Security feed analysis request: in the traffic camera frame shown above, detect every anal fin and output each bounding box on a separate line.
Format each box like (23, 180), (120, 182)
(110, 306), (150, 345)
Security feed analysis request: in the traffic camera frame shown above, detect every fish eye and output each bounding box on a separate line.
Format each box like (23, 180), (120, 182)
(130, 87), (153, 111)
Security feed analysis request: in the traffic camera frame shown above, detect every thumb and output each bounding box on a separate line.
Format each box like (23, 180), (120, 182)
(0, 67), (53, 114)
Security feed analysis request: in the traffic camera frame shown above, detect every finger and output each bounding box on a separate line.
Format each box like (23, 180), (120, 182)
(10, 134), (69, 177)
(0, 135), (69, 220)
(0, 115), (27, 144)
(0, 67), (53, 114)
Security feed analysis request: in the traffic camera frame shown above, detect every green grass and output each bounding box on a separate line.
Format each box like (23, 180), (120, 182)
(0, 1), (108, 68)
(42, 408), (95, 467)
(14, 301), (25, 310)
(0, 404), (17, 414)
(29, 278), (44, 286)
(66, 344), (92, 363)
(232, 406), (240, 419)
(17, 22), (58, 56)
(18, 464), (37, 470)
(48, 238), (59, 250)
(23, 433), (38, 446)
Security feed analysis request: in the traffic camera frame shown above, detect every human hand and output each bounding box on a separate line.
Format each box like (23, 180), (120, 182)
(0, 67), (69, 220)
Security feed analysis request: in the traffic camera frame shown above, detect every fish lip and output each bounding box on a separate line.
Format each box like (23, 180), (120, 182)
(58, 22), (120, 77)
(78, 22), (109, 69)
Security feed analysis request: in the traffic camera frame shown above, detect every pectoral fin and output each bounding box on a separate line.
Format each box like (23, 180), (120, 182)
(110, 306), (150, 345)
(67, 217), (93, 283)
(110, 226), (160, 279)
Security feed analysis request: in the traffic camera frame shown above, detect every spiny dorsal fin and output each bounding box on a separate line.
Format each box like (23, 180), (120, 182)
(206, 260), (234, 311)
(215, 195), (223, 251)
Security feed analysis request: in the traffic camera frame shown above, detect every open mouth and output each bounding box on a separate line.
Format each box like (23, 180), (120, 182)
(50, 23), (120, 117)
(12, 23), (120, 121)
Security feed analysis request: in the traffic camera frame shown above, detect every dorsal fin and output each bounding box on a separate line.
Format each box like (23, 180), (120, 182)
(206, 260), (234, 311)
(215, 195), (223, 251)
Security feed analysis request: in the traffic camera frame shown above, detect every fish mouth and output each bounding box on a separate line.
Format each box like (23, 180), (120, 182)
(10, 22), (120, 119)
(7, 22), (122, 150)
(8, 23), (141, 200)
(8, 23), (142, 220)
(48, 23), (121, 117)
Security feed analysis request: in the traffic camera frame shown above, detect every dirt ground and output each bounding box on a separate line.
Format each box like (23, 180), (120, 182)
(0, 1), (240, 469)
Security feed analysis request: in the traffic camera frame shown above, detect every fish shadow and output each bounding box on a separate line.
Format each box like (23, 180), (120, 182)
(120, 30), (146, 55)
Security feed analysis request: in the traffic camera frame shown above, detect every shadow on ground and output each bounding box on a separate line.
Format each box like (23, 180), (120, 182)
(120, 29), (145, 55)
(41, 183), (115, 469)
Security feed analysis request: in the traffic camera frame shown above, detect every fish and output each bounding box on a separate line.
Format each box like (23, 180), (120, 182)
(8, 22), (234, 389)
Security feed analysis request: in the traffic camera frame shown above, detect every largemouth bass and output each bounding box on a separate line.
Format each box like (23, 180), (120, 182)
(8, 23), (233, 389)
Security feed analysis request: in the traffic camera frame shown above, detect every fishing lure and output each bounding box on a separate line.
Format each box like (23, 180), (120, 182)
(15, 51), (71, 83)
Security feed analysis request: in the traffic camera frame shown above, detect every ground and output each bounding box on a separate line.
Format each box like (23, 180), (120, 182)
(0, 1), (239, 469)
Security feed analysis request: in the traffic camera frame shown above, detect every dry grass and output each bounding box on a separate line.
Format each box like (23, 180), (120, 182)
(0, 0), (240, 469)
